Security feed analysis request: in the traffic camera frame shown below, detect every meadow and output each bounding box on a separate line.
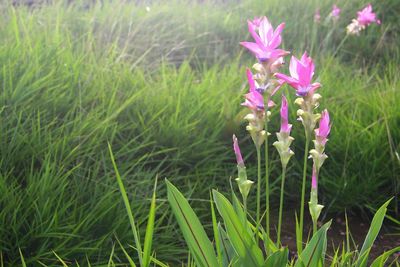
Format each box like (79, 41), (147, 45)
(0, 0), (399, 265)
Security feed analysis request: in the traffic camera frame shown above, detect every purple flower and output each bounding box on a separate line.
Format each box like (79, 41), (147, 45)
(233, 135), (244, 166)
(315, 109), (331, 145)
(311, 164), (317, 189)
(357, 4), (380, 26)
(249, 17), (262, 28)
(240, 16), (289, 64)
(280, 95), (292, 134)
(270, 56), (285, 73)
(331, 5), (340, 19)
(241, 69), (265, 111)
(275, 52), (321, 97)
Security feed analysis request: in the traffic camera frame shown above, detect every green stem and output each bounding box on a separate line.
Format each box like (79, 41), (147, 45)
(277, 166), (286, 246)
(312, 174), (319, 235)
(243, 197), (248, 228)
(312, 217), (317, 235)
(332, 34), (349, 58)
(298, 134), (310, 254)
(265, 122), (270, 252)
(256, 147), (261, 244)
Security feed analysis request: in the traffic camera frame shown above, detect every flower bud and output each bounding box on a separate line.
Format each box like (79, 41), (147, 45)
(232, 135), (244, 167)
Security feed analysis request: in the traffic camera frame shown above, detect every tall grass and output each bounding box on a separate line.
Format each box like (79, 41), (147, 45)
(3, 0), (398, 68)
(0, 0), (399, 265)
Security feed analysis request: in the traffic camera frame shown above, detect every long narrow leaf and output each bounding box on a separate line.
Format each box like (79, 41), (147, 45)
(142, 178), (158, 267)
(212, 190), (264, 267)
(19, 249), (26, 267)
(108, 142), (143, 266)
(370, 247), (400, 267)
(264, 247), (289, 267)
(52, 251), (69, 267)
(218, 223), (239, 266)
(116, 232), (137, 266)
(210, 193), (223, 267)
(356, 198), (392, 267)
(166, 179), (219, 267)
(232, 193), (252, 236)
(295, 221), (331, 267)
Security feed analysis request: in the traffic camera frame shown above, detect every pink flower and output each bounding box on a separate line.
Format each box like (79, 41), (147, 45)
(233, 135), (244, 166)
(249, 17), (262, 28)
(270, 57), (285, 73)
(280, 95), (292, 133)
(314, 9), (321, 23)
(240, 16), (289, 64)
(311, 164), (318, 189)
(275, 52), (321, 97)
(241, 69), (265, 111)
(315, 109), (331, 145)
(357, 4), (380, 26)
(331, 5), (341, 18)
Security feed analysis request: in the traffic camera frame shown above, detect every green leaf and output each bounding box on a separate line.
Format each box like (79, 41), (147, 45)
(329, 247), (340, 267)
(262, 229), (279, 254)
(142, 178), (158, 267)
(19, 249), (26, 267)
(232, 192), (253, 236)
(210, 193), (223, 267)
(356, 198), (392, 267)
(107, 245), (116, 267)
(116, 237), (137, 267)
(53, 251), (68, 267)
(295, 221), (331, 267)
(212, 190), (264, 267)
(166, 179), (219, 267)
(264, 247), (289, 267)
(370, 247), (400, 267)
(109, 142), (142, 266)
(218, 223), (239, 266)
(295, 212), (302, 254)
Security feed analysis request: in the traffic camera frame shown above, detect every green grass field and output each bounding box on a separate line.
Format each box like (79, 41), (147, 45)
(0, 0), (399, 265)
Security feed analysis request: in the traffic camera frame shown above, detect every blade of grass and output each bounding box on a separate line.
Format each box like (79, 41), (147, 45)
(108, 142), (142, 266)
(142, 177), (158, 267)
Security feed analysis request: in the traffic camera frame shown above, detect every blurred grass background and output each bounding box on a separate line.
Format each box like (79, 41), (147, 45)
(0, 0), (399, 265)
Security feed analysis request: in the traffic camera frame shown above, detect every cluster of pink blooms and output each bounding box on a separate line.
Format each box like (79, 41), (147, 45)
(347, 4), (381, 35)
(313, 4), (380, 35)
(238, 17), (291, 149)
(275, 52), (321, 97)
(228, 1), (382, 250)
(240, 18), (289, 65)
(233, 15), (332, 224)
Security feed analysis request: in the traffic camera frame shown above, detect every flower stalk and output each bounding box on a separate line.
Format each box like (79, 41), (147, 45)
(309, 109), (331, 234)
(233, 135), (253, 218)
(309, 165), (323, 234)
(277, 166), (286, 245)
(346, 4), (380, 35)
(241, 17), (289, 248)
(256, 146), (262, 242)
(276, 52), (321, 253)
(273, 95), (294, 245)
